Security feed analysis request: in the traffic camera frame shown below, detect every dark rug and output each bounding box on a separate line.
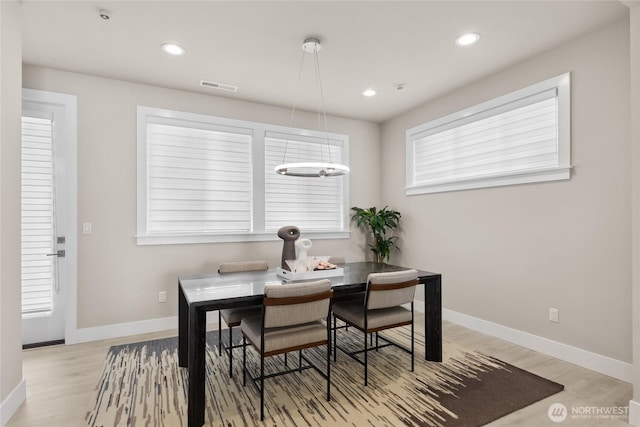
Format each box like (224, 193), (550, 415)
(85, 328), (563, 426)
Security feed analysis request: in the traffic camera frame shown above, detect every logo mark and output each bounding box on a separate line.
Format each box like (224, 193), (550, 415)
(548, 403), (568, 423)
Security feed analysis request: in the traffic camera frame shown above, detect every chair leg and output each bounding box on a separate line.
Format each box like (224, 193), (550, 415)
(284, 352), (288, 367)
(327, 317), (331, 401)
(242, 335), (247, 386)
(218, 311), (222, 356)
(333, 315), (337, 362)
(260, 352), (265, 421)
(298, 350), (303, 371)
(364, 331), (368, 386)
(411, 308), (415, 372)
(229, 326), (234, 378)
(375, 332), (379, 351)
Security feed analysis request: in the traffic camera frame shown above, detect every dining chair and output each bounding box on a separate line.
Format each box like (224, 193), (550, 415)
(218, 260), (268, 378)
(241, 279), (333, 421)
(332, 269), (418, 386)
(324, 256), (359, 330)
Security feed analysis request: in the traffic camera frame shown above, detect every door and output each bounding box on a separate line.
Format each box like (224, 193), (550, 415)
(21, 90), (75, 346)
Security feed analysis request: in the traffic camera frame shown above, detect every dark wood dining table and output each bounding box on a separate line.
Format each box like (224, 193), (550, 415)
(178, 261), (442, 427)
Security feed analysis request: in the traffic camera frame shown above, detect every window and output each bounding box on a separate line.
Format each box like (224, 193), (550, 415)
(145, 121), (254, 234)
(264, 133), (345, 232)
(406, 73), (571, 195)
(137, 107), (349, 245)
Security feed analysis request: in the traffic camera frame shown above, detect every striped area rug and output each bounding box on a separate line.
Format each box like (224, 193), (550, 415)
(85, 328), (563, 426)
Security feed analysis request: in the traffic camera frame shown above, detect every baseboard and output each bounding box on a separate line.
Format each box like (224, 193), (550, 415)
(66, 316), (178, 344)
(443, 308), (633, 383)
(630, 399), (640, 426)
(65, 313), (223, 345)
(0, 379), (26, 427)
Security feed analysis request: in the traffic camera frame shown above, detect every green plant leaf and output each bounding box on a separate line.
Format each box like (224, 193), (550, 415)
(351, 205), (401, 262)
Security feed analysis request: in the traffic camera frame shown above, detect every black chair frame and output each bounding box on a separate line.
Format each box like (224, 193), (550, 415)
(333, 278), (417, 386)
(218, 309), (259, 378)
(216, 262), (267, 378)
(242, 289), (333, 421)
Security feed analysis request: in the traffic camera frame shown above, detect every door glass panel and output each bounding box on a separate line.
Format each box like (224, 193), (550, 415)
(21, 116), (56, 316)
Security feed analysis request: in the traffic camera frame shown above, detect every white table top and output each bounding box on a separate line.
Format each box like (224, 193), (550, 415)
(179, 262), (435, 306)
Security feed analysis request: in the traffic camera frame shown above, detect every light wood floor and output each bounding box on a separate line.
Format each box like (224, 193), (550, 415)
(6, 315), (632, 427)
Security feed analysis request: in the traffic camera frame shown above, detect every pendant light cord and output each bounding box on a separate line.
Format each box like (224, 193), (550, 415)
(276, 38), (349, 177)
(282, 41), (334, 167)
(313, 47), (334, 165)
(282, 49), (307, 165)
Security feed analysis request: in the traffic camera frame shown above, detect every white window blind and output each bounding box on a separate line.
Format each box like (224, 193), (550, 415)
(407, 73), (571, 195)
(414, 93), (557, 184)
(265, 135), (345, 232)
(137, 107), (350, 245)
(146, 122), (253, 234)
(21, 116), (55, 315)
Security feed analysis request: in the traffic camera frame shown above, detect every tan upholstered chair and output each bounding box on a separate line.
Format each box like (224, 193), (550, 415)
(217, 260), (268, 378)
(241, 279), (334, 421)
(332, 269), (418, 386)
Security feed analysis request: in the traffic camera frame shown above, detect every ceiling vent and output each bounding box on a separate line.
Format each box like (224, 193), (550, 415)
(199, 80), (238, 92)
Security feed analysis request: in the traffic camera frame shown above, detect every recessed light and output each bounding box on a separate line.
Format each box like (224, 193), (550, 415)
(455, 33), (480, 47)
(363, 89), (377, 97)
(161, 43), (185, 56)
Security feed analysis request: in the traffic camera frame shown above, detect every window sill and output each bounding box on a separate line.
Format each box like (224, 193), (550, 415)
(406, 166), (572, 196)
(136, 231), (350, 246)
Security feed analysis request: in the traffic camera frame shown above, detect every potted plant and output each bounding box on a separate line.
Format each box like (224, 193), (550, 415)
(351, 206), (401, 263)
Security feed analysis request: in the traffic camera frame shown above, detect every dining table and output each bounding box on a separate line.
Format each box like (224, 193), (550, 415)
(178, 261), (442, 427)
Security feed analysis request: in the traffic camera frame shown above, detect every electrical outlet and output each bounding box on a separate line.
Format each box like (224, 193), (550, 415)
(158, 291), (167, 303)
(549, 307), (559, 323)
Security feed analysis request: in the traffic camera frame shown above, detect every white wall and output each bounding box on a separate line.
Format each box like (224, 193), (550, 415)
(22, 66), (380, 330)
(381, 19), (631, 363)
(0, 1), (25, 424)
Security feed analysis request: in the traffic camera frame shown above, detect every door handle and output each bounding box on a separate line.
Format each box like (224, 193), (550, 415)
(46, 250), (65, 258)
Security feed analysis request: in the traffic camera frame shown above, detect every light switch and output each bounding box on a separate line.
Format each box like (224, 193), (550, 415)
(82, 223), (92, 235)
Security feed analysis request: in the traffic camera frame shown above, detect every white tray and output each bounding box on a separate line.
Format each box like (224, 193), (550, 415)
(276, 267), (344, 281)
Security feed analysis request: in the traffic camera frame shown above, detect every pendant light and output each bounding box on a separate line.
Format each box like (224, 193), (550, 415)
(274, 37), (350, 178)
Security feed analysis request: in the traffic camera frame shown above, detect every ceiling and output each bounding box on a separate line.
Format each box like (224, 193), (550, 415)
(20, 1), (629, 123)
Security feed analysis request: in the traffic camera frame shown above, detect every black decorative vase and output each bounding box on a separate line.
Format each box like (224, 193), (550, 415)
(277, 226), (300, 271)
